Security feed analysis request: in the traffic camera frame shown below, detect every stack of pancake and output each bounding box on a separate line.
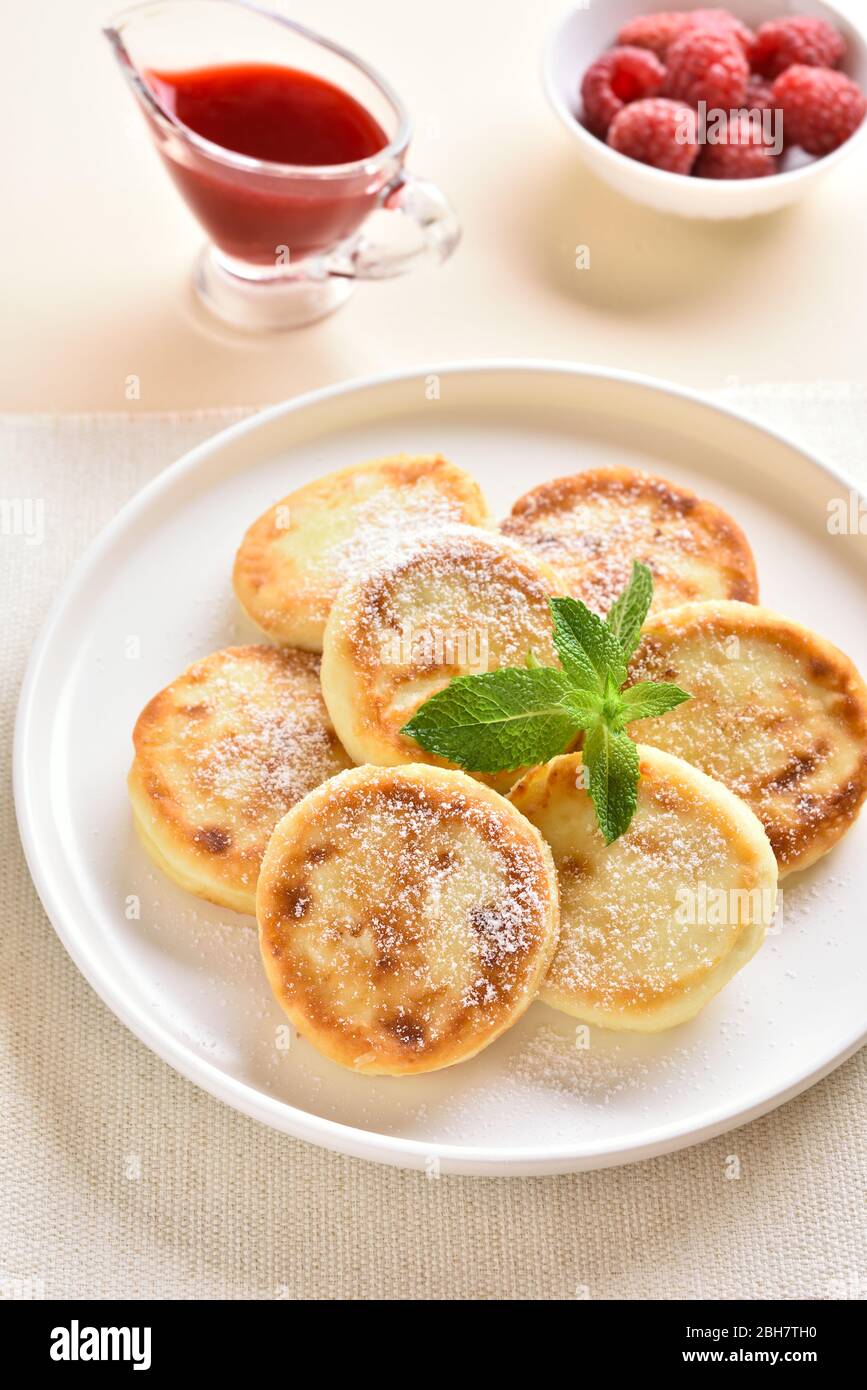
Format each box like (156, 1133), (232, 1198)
(129, 455), (867, 1074)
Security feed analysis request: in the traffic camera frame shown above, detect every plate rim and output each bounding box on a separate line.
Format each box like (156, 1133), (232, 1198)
(14, 358), (867, 1174)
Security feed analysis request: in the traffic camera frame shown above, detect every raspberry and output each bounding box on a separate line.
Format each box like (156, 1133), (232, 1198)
(664, 27), (749, 110)
(752, 17), (845, 80)
(580, 46), (666, 136)
(607, 97), (699, 173)
(691, 9), (755, 54)
(773, 64), (867, 156)
(617, 11), (689, 56)
(617, 10), (754, 59)
(745, 74), (776, 113)
(695, 112), (778, 178)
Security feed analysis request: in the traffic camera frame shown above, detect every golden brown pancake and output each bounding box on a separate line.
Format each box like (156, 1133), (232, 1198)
(233, 454), (491, 651)
(257, 764), (561, 1074)
(129, 645), (353, 915)
(628, 601), (867, 875)
(510, 748), (777, 1031)
(320, 524), (560, 790)
(501, 467), (758, 617)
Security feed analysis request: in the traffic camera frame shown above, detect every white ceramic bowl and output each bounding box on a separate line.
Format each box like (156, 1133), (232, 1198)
(543, 0), (867, 217)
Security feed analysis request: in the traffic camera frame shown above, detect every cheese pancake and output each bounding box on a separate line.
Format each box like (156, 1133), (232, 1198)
(233, 454), (491, 651)
(501, 467), (758, 618)
(627, 601), (867, 876)
(510, 748), (777, 1032)
(257, 764), (560, 1075)
(320, 525), (561, 790)
(129, 645), (353, 915)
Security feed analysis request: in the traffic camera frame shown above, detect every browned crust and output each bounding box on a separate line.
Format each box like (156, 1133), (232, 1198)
(510, 751), (771, 1014)
(256, 765), (560, 1074)
(321, 529), (558, 772)
(501, 467), (759, 610)
(347, 545), (553, 695)
(129, 645), (352, 912)
(233, 454), (491, 647)
(131, 644), (313, 750)
(630, 603), (867, 875)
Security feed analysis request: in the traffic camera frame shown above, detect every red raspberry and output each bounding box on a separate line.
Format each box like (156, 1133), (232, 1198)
(664, 27), (749, 110)
(752, 17), (845, 80)
(695, 112), (778, 178)
(617, 11), (691, 55)
(581, 46), (666, 137)
(617, 10), (754, 59)
(773, 64), (867, 155)
(607, 97), (699, 173)
(690, 9), (755, 54)
(745, 74), (776, 113)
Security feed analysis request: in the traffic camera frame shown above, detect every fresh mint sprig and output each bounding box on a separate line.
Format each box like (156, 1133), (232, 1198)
(401, 561), (691, 845)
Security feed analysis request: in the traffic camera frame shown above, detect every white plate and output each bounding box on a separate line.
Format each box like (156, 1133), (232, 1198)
(15, 362), (867, 1175)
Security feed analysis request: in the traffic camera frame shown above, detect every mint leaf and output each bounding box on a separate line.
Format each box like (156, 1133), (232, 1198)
(605, 561), (653, 659)
(402, 666), (577, 773)
(561, 687), (606, 728)
(600, 674), (627, 727)
(400, 560), (688, 845)
(582, 722), (639, 846)
(621, 681), (691, 722)
(550, 596), (627, 692)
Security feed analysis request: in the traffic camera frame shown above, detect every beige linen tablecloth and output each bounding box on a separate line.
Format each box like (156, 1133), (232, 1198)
(1, 396), (865, 1302)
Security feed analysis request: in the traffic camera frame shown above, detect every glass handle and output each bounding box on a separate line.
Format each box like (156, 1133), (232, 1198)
(323, 172), (461, 280)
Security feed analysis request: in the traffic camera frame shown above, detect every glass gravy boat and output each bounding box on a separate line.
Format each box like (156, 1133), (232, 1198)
(104, 0), (460, 329)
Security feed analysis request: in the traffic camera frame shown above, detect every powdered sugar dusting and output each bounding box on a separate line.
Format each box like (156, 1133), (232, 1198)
(139, 647), (351, 856)
(507, 1024), (710, 1105)
(328, 483), (474, 581)
(337, 524), (558, 672)
(190, 698), (337, 810)
(629, 614), (867, 866)
(503, 469), (746, 615)
(549, 802), (733, 1009)
(261, 770), (555, 1056)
